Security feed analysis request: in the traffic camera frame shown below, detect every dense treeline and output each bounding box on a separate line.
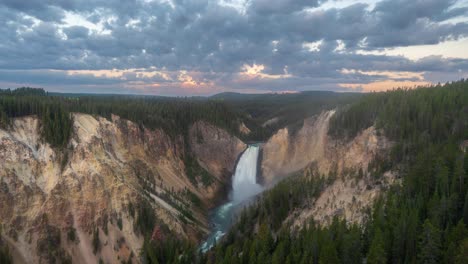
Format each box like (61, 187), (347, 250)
(213, 91), (361, 141)
(0, 88), (242, 148)
(201, 173), (332, 264)
(0, 88), (250, 193)
(66, 96), (241, 140)
(207, 217), (364, 264)
(199, 144), (468, 264)
(0, 87), (358, 147)
(142, 81), (468, 263)
(329, 80), (467, 163)
(134, 199), (197, 264)
(0, 88), (72, 148)
(3, 83), (467, 263)
(140, 170), (331, 263)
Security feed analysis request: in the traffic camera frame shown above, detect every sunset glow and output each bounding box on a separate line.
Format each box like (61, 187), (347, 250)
(0, 0), (467, 95)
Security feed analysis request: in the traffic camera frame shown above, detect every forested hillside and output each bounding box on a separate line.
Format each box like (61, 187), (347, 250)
(142, 81), (468, 264)
(0, 88), (252, 263)
(0, 88), (72, 147)
(212, 91), (361, 141)
(0, 88), (359, 150)
(1, 82), (467, 263)
(329, 80), (467, 165)
(0, 88), (242, 148)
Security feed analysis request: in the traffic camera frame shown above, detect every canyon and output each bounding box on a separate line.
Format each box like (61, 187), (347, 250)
(261, 110), (395, 226)
(0, 114), (245, 263)
(1, 110), (393, 263)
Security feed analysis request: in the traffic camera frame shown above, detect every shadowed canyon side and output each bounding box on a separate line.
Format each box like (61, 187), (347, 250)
(189, 121), (246, 187)
(261, 110), (394, 225)
(0, 114), (245, 264)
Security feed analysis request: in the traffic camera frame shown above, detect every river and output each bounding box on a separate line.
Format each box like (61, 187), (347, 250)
(200, 145), (263, 252)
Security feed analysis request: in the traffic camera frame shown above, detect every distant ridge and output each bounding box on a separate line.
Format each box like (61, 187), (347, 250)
(210, 90), (348, 101)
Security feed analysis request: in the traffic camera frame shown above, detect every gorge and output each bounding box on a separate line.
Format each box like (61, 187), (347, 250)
(201, 144), (262, 252)
(0, 82), (467, 263)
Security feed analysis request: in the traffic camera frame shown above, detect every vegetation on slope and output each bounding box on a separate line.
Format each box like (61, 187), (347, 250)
(0, 88), (241, 147)
(0, 225), (12, 264)
(0, 88), (72, 148)
(0, 88), (243, 187)
(329, 80), (467, 162)
(140, 170), (331, 264)
(212, 91), (361, 141)
(0, 88), (356, 193)
(0, 88), (358, 146)
(3, 82), (467, 263)
(140, 80), (468, 263)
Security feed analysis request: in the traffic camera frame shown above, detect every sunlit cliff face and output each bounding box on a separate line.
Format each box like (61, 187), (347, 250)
(1, 0), (468, 95)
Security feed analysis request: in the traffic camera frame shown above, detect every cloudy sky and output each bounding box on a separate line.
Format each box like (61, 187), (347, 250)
(1, 0), (468, 95)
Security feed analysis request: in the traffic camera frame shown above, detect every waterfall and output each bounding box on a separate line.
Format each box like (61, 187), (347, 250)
(200, 144), (262, 252)
(231, 145), (262, 203)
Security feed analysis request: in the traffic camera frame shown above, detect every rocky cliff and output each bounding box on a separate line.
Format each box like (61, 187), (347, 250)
(0, 114), (245, 263)
(262, 110), (391, 184)
(261, 110), (395, 225)
(189, 121), (246, 183)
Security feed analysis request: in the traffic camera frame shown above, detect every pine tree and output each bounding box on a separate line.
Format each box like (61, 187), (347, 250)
(464, 191), (468, 226)
(418, 220), (441, 264)
(444, 221), (468, 263)
(319, 236), (340, 264)
(272, 241), (286, 264)
(92, 227), (101, 254)
(258, 222), (273, 254)
(367, 228), (386, 264)
(341, 225), (361, 264)
(455, 239), (468, 264)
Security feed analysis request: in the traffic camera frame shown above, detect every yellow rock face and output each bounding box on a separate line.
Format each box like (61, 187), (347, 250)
(261, 110), (395, 226)
(261, 110), (391, 185)
(0, 114), (245, 264)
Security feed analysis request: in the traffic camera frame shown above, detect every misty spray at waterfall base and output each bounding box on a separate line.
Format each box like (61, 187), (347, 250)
(200, 145), (263, 252)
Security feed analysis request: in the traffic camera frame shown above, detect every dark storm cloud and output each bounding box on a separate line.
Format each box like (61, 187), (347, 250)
(63, 26), (89, 39)
(373, 0), (456, 28)
(249, 0), (326, 15)
(0, 70), (123, 86)
(0, 0), (467, 94)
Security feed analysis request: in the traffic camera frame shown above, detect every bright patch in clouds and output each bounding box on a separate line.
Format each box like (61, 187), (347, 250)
(63, 12), (112, 35)
(340, 80), (431, 92)
(358, 38), (468, 60)
(68, 69), (172, 80)
(241, 64), (291, 79)
(303, 40), (323, 52)
(341, 69), (426, 80)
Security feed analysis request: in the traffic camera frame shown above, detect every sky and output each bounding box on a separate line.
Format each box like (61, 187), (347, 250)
(0, 0), (468, 96)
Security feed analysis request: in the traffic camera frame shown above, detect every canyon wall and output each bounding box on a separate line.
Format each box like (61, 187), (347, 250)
(0, 114), (245, 263)
(189, 121), (246, 183)
(261, 110), (395, 226)
(262, 110), (391, 184)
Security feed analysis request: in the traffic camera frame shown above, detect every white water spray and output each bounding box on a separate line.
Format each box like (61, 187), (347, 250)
(231, 145), (262, 203)
(200, 145), (262, 252)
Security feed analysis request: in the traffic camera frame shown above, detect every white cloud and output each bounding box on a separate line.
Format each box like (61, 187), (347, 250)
(356, 37), (468, 60)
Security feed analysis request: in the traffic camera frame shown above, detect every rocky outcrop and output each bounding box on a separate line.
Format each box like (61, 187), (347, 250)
(189, 121), (246, 183)
(0, 114), (245, 264)
(261, 110), (394, 226)
(288, 170), (398, 227)
(238, 122), (251, 135)
(261, 110), (391, 185)
(261, 111), (334, 184)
